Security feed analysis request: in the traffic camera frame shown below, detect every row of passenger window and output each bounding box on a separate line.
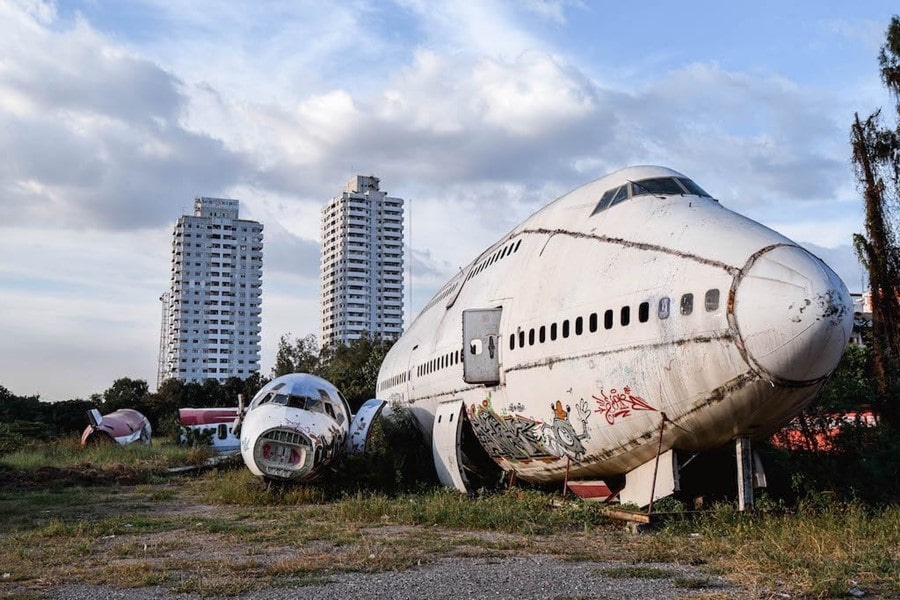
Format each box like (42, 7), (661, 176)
(421, 281), (458, 313)
(507, 288), (721, 351)
(418, 237), (524, 321)
(465, 238), (522, 284)
(380, 370), (408, 392)
(417, 349), (461, 378)
(509, 303), (648, 350)
(379, 345), (463, 392)
(379, 288), (723, 389)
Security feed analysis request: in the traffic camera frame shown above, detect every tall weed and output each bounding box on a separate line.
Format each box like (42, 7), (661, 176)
(655, 498), (900, 597)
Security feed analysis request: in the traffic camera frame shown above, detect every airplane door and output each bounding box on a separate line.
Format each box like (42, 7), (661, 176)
(462, 308), (502, 385)
(432, 399), (468, 492)
(406, 341), (421, 403)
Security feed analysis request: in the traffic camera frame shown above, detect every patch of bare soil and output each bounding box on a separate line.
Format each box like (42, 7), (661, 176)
(0, 479), (743, 599)
(0, 463), (155, 489)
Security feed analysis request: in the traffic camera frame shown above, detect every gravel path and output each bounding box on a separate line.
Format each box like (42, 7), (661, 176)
(45, 555), (741, 599)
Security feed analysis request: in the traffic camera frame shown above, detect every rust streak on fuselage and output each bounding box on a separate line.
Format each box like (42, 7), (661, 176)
(407, 385), (479, 404)
(520, 227), (740, 275)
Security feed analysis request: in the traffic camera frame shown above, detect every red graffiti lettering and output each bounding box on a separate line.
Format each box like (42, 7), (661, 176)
(592, 386), (656, 425)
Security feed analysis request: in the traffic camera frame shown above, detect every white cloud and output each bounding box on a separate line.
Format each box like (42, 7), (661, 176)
(397, 0), (540, 59)
(473, 51), (595, 136)
(821, 17), (888, 53)
(521, 0), (584, 24)
(0, 2), (248, 231)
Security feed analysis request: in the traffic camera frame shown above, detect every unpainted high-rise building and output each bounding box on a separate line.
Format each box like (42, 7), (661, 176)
(320, 175), (404, 347)
(157, 197), (263, 386)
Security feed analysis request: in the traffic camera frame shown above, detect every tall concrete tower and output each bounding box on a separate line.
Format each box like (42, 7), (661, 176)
(157, 197), (263, 387)
(320, 175), (404, 347)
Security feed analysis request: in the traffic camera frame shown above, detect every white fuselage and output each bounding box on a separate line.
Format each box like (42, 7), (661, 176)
(377, 166), (852, 484)
(238, 374), (350, 482)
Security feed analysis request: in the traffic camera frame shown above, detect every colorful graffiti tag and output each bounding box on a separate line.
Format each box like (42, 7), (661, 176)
(548, 399), (591, 458)
(467, 395), (593, 462)
(592, 386), (656, 425)
(467, 396), (553, 461)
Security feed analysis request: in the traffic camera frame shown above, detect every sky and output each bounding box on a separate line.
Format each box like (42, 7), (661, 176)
(1, 0), (896, 401)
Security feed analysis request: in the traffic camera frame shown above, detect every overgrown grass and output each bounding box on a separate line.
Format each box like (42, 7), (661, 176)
(199, 468), (609, 534)
(640, 499), (900, 598)
(1, 437), (898, 599)
(0, 436), (216, 490)
(198, 467), (328, 505)
(0, 486), (127, 533)
(0, 436), (214, 471)
(324, 488), (609, 534)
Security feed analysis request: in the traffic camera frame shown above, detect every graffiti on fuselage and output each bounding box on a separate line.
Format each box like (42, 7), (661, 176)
(467, 395), (593, 463)
(468, 395), (553, 461)
(548, 399), (591, 459)
(592, 386), (657, 425)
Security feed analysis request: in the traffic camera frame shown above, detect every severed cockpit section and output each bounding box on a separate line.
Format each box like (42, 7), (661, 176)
(236, 374), (355, 482)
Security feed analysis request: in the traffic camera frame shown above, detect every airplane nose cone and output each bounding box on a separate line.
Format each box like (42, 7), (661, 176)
(732, 245), (852, 384)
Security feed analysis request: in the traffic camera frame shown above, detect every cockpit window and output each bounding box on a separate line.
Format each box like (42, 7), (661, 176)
(676, 177), (711, 197)
(590, 175), (714, 216)
(255, 392), (275, 406)
(256, 392), (323, 412)
(280, 394), (309, 409)
(631, 177), (685, 197)
(590, 188), (617, 216)
(288, 395), (309, 409)
(610, 185), (629, 206)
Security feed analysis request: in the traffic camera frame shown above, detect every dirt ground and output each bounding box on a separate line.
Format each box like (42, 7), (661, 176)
(0, 474), (744, 599)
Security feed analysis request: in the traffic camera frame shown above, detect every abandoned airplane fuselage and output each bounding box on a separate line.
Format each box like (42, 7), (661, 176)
(81, 408), (152, 446)
(376, 165), (853, 493)
(237, 374), (352, 482)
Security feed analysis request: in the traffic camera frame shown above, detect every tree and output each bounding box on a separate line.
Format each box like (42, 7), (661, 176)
(850, 15), (900, 427)
(216, 375), (266, 406)
(318, 335), (395, 411)
(47, 398), (98, 435)
(272, 333), (320, 377)
(271, 332), (395, 412)
(101, 378), (150, 412)
(0, 385), (42, 422)
(144, 378), (185, 433)
(764, 343), (900, 503)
